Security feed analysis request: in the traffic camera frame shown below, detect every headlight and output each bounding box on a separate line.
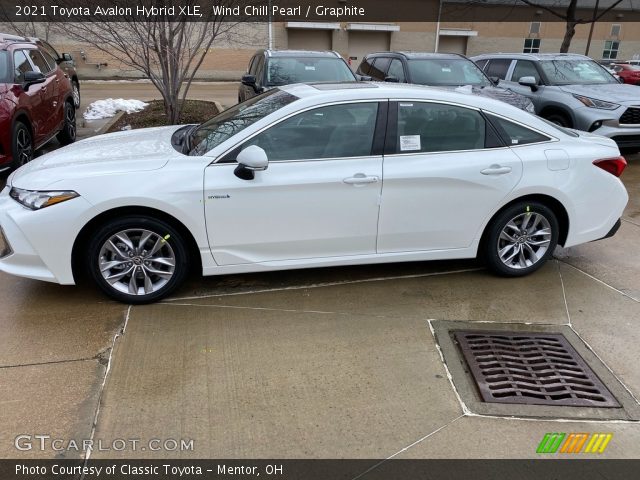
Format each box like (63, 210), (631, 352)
(9, 187), (79, 210)
(573, 94), (619, 110)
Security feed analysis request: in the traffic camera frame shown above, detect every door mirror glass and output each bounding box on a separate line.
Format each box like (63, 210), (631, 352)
(61, 53), (73, 62)
(23, 71), (46, 91)
(241, 74), (256, 86)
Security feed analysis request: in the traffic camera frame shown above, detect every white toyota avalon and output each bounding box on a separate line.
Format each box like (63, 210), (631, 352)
(0, 83), (629, 303)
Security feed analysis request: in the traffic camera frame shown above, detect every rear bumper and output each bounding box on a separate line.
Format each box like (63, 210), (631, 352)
(596, 218), (622, 241)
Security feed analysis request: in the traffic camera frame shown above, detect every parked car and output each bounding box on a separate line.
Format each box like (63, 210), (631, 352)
(472, 53), (640, 150)
(238, 50), (357, 102)
(0, 83), (627, 303)
(0, 34), (76, 173)
(611, 63), (640, 85)
(356, 52), (535, 113)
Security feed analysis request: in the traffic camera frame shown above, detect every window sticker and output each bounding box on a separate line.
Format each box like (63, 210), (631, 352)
(399, 103), (413, 107)
(305, 66), (316, 71)
(400, 135), (421, 151)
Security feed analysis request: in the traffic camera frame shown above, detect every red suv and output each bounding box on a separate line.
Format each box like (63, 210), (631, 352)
(0, 35), (76, 173)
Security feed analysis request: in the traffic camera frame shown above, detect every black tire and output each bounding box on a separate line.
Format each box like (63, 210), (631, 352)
(543, 112), (571, 128)
(11, 121), (33, 170)
(72, 80), (81, 109)
(482, 201), (559, 277)
(56, 101), (77, 145)
(87, 216), (190, 304)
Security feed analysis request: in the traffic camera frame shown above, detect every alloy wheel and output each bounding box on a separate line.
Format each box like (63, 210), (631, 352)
(15, 128), (33, 166)
(497, 212), (552, 270)
(98, 229), (176, 296)
(66, 104), (77, 139)
(72, 83), (81, 109)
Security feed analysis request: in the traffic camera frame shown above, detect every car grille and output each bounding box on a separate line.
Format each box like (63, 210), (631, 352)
(619, 107), (640, 125)
(0, 226), (12, 258)
(454, 331), (620, 407)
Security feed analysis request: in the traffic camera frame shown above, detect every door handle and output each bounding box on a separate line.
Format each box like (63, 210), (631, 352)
(343, 173), (379, 185)
(481, 165), (512, 175)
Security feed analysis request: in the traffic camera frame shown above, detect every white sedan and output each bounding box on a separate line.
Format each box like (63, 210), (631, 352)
(0, 83), (629, 303)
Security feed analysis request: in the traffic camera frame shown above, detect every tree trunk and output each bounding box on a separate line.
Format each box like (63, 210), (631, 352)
(560, 21), (577, 53)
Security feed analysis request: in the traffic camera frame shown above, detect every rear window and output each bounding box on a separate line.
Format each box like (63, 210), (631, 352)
(487, 114), (551, 145)
(0, 52), (9, 83)
(266, 57), (355, 85)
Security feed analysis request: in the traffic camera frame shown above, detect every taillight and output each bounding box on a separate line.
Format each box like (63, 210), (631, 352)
(593, 156), (627, 177)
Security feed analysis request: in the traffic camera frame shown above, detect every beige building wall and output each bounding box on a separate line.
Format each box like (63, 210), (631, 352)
(5, 18), (640, 81)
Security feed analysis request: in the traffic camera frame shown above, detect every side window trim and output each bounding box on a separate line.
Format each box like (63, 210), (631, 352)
(216, 100), (388, 164)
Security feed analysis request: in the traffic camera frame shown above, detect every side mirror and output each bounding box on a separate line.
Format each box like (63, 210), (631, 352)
(241, 74), (256, 87)
(61, 53), (73, 62)
(234, 145), (268, 180)
(384, 76), (400, 83)
(23, 71), (46, 91)
(356, 74), (372, 82)
(518, 76), (539, 91)
(489, 76), (500, 85)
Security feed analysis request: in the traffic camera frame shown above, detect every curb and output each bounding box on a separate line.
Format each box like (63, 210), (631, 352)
(95, 110), (125, 135)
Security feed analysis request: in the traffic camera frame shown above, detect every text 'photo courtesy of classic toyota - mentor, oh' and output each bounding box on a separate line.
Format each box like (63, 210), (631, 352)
(0, 83), (629, 303)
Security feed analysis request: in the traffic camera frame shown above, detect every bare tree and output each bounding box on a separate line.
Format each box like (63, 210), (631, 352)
(0, 17), (52, 40)
(515, 0), (624, 52)
(56, 0), (248, 124)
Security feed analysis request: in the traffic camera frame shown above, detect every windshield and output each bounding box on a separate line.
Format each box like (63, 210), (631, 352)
(0, 52), (9, 83)
(266, 57), (356, 86)
(539, 59), (617, 85)
(188, 89), (298, 156)
(407, 58), (491, 86)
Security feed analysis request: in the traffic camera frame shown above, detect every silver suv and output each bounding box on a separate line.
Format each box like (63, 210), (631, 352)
(472, 53), (640, 151)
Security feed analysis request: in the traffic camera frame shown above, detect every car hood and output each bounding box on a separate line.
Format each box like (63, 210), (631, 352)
(439, 85), (533, 111)
(559, 83), (640, 103)
(10, 125), (184, 189)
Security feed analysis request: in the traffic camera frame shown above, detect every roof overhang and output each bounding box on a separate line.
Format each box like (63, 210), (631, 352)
(346, 23), (400, 32)
(439, 29), (478, 37)
(286, 21), (340, 30)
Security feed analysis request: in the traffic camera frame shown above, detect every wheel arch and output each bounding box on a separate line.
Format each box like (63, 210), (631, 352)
(479, 194), (570, 250)
(71, 206), (203, 282)
(539, 105), (574, 127)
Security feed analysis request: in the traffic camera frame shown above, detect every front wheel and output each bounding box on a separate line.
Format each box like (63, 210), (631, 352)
(87, 216), (190, 303)
(482, 201), (559, 277)
(56, 101), (76, 145)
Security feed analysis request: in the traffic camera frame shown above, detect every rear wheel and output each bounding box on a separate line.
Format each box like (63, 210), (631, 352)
(87, 216), (189, 304)
(56, 101), (76, 145)
(483, 201), (559, 277)
(11, 121), (33, 169)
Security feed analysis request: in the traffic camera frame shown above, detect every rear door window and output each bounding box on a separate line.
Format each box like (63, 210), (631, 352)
(485, 59), (512, 80)
(394, 102), (492, 153)
(27, 49), (52, 74)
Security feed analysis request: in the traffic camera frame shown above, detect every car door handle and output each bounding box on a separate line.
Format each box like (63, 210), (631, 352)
(481, 165), (512, 175)
(343, 173), (379, 185)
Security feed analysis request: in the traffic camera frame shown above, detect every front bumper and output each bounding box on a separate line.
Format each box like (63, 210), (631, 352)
(0, 185), (89, 284)
(574, 106), (640, 149)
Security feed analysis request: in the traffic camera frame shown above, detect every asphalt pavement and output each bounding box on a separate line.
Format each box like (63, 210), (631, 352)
(0, 83), (639, 462)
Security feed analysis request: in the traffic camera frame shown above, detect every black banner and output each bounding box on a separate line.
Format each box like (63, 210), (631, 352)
(1, 459), (640, 480)
(1, 0), (640, 23)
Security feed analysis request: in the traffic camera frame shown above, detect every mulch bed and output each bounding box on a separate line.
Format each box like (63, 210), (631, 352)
(107, 99), (219, 132)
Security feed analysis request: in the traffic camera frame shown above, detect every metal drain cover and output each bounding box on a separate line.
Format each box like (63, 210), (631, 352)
(454, 331), (620, 408)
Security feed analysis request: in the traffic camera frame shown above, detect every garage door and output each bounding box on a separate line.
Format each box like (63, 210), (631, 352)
(348, 31), (391, 71)
(438, 36), (468, 55)
(287, 29), (332, 51)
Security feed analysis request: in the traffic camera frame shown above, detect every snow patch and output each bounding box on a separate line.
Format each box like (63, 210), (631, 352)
(83, 98), (148, 120)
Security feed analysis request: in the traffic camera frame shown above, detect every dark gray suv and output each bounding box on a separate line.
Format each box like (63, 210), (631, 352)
(472, 53), (640, 150)
(238, 50), (356, 103)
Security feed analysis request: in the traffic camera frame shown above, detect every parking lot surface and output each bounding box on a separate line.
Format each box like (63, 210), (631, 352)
(0, 89), (638, 461)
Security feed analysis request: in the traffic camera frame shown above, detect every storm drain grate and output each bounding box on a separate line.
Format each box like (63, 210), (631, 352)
(454, 331), (620, 408)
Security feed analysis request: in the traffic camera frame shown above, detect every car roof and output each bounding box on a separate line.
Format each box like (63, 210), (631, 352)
(0, 33), (37, 50)
(263, 49), (342, 59)
(367, 51), (467, 60)
(471, 52), (591, 62)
